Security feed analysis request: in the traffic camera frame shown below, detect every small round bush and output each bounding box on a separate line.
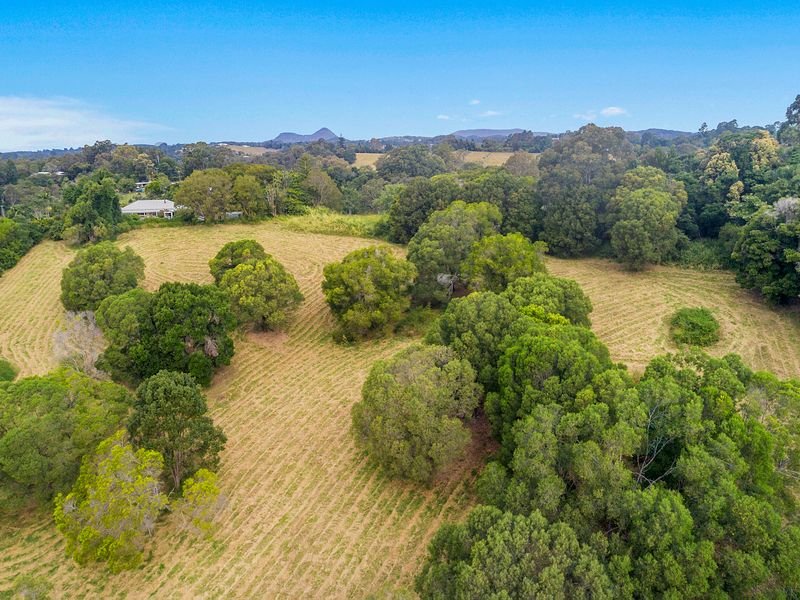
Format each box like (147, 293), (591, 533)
(0, 358), (17, 382)
(670, 307), (720, 346)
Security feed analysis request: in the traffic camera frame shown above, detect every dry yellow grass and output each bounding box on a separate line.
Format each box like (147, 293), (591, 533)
(353, 153), (383, 168)
(455, 150), (513, 167)
(547, 257), (800, 379)
(224, 144), (272, 157)
(3, 228), (800, 598)
(354, 151), (514, 170)
(0, 223), (477, 599)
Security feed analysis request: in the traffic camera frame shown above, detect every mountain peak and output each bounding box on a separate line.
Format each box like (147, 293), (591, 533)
(273, 128), (339, 144)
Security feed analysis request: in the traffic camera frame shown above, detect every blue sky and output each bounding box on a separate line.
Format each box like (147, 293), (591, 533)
(1, 1), (799, 150)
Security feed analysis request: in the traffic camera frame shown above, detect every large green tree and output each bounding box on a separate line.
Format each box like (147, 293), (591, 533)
(416, 506), (613, 599)
(386, 176), (460, 243)
(407, 201), (501, 305)
(536, 125), (634, 256)
(608, 166), (687, 269)
(174, 168), (234, 222)
(53, 431), (168, 572)
(352, 345), (481, 483)
(501, 274), (593, 326)
(322, 246), (417, 339)
(461, 233), (548, 293)
(0, 370), (132, 512)
(376, 146), (447, 182)
(208, 239), (268, 283)
(96, 283), (236, 386)
(219, 256), (303, 330)
(129, 371), (226, 491)
(732, 198), (800, 303)
(60, 242), (145, 311)
(61, 171), (123, 245)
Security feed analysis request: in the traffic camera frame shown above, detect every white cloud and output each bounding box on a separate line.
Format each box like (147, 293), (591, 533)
(480, 110), (502, 117)
(469, 99), (481, 105)
(0, 96), (167, 151)
(601, 106), (627, 116)
(574, 111), (597, 121)
(436, 114), (453, 120)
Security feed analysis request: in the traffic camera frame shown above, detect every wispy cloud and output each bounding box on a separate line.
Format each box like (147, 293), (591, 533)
(0, 96), (167, 152)
(436, 114), (453, 120)
(601, 106), (627, 116)
(574, 111), (597, 121)
(479, 110), (502, 117)
(469, 99), (481, 105)
(574, 106), (628, 122)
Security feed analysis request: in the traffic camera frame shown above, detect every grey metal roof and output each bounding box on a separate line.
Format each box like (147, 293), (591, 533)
(121, 199), (175, 213)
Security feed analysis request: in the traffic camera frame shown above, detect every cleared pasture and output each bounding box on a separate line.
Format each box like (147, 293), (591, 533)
(0, 223), (477, 599)
(2, 225), (800, 598)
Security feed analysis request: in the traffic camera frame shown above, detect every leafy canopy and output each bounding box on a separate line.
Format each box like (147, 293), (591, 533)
(322, 246), (417, 339)
(130, 371), (226, 491)
(96, 282), (236, 386)
(352, 344), (481, 483)
(219, 256), (303, 330)
(0, 369), (132, 512)
(462, 233), (548, 293)
(408, 201), (501, 305)
(60, 242), (145, 311)
(54, 431), (168, 573)
(208, 239), (268, 283)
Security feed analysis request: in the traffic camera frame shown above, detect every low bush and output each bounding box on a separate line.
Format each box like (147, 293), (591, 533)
(669, 307), (721, 346)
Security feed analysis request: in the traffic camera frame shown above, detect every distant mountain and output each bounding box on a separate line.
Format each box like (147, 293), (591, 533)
(272, 128), (338, 144)
(627, 128), (695, 140)
(450, 128), (526, 140)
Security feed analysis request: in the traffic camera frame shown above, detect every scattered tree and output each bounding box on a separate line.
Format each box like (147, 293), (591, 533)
(0, 370), (132, 511)
(208, 239), (268, 283)
(219, 256), (303, 330)
(322, 246), (417, 339)
(60, 242), (144, 311)
(352, 345), (481, 483)
(461, 233), (547, 292)
(53, 431), (168, 572)
(408, 201), (501, 305)
(171, 468), (226, 537)
(501, 274), (593, 326)
(130, 371), (226, 491)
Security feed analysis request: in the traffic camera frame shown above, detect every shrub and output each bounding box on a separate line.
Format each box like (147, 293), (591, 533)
(0, 358), (16, 382)
(322, 246), (416, 339)
(669, 307), (721, 346)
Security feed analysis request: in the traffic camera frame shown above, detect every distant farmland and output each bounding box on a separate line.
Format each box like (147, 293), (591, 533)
(355, 150), (517, 169)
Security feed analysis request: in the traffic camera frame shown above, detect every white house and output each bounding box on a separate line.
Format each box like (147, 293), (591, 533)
(121, 199), (176, 219)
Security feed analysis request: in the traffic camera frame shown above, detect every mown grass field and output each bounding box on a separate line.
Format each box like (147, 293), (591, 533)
(0, 223), (478, 599)
(2, 223), (800, 598)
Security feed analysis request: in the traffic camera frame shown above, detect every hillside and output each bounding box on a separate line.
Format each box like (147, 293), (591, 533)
(2, 223), (800, 597)
(273, 128), (339, 144)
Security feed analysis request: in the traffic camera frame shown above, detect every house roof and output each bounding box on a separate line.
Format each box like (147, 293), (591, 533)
(121, 199), (175, 213)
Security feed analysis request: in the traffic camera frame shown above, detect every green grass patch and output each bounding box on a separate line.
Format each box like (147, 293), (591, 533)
(670, 307), (721, 346)
(278, 208), (384, 239)
(0, 358), (16, 382)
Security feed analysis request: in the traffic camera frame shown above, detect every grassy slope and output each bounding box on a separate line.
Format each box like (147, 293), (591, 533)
(2, 226), (800, 597)
(0, 223), (477, 599)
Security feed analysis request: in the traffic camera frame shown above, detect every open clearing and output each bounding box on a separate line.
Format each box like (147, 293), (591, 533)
(0, 224), (479, 599)
(2, 225), (800, 598)
(547, 257), (800, 379)
(354, 151), (515, 170)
